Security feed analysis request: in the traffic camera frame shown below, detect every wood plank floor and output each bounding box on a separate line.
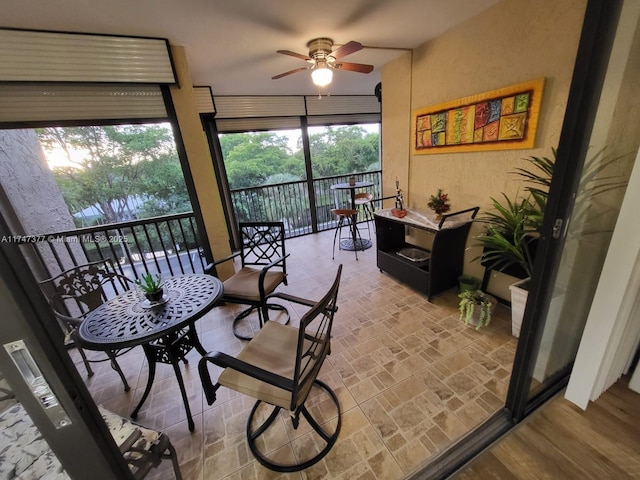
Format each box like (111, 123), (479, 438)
(452, 378), (640, 479)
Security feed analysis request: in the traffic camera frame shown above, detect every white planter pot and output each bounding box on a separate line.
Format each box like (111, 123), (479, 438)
(509, 278), (529, 337)
(464, 294), (498, 330)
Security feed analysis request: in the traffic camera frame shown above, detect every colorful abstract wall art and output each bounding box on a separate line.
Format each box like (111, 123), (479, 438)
(412, 78), (545, 154)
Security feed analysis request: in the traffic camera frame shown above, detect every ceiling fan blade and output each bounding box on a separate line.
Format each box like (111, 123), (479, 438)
(271, 67), (309, 79)
(334, 61), (374, 74)
(330, 41), (363, 59)
(276, 49), (311, 61)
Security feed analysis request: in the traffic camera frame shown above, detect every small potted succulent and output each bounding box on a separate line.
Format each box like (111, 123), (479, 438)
(458, 289), (495, 330)
(135, 272), (164, 302)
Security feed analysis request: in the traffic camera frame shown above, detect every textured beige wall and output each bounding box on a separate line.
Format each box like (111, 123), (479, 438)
(382, 0), (587, 298)
(169, 45), (234, 279)
(381, 52), (412, 206)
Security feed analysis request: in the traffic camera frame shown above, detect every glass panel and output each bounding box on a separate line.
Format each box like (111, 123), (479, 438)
(308, 123), (381, 178)
(36, 123), (192, 224)
(218, 128), (311, 235)
(528, 9), (640, 395)
(0, 124), (204, 277)
(218, 129), (305, 189)
(0, 369), (70, 478)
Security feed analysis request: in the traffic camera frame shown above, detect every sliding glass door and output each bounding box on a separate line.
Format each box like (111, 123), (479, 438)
(508, 0), (639, 417)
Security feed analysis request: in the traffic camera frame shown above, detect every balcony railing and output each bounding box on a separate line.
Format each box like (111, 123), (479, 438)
(19, 212), (206, 280)
(18, 172), (382, 280)
(230, 170), (382, 238)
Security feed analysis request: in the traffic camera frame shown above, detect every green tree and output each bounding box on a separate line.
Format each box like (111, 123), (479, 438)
(37, 124), (189, 223)
(309, 126), (379, 177)
(220, 132), (303, 189)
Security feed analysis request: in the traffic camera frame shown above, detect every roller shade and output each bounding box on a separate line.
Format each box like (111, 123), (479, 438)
(215, 96), (306, 118)
(304, 95), (380, 115)
(306, 113), (381, 126)
(0, 84), (167, 124)
(216, 116), (301, 133)
(0, 28), (175, 84)
(193, 86), (216, 114)
(212, 95), (380, 131)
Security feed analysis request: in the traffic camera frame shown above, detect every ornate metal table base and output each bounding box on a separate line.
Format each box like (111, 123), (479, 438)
(131, 323), (207, 432)
(339, 238), (372, 251)
(79, 274), (223, 432)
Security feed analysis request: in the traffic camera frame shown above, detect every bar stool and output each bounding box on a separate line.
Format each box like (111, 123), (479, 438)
(331, 208), (362, 260)
(354, 192), (375, 238)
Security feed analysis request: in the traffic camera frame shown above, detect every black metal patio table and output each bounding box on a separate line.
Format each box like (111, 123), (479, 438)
(77, 273), (223, 432)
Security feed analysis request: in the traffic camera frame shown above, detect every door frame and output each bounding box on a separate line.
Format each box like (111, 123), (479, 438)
(0, 215), (134, 479)
(507, 0), (624, 421)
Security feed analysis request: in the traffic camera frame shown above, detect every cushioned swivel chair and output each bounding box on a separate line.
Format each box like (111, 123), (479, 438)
(39, 259), (133, 391)
(199, 265), (342, 472)
(205, 222), (289, 340)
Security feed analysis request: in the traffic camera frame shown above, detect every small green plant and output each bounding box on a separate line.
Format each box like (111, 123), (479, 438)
(135, 272), (163, 294)
(458, 290), (493, 330)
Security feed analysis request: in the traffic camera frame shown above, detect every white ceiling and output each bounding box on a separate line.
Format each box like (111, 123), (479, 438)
(2, 0), (500, 97)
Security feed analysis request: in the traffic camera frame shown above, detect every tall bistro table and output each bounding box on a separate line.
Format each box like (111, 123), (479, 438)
(330, 180), (374, 251)
(78, 274), (223, 432)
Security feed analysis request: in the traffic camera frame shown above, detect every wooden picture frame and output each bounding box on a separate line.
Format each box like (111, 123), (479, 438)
(412, 78), (545, 154)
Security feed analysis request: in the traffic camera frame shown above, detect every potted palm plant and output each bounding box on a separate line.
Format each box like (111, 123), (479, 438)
(458, 289), (496, 330)
(476, 148), (626, 337)
(474, 152), (552, 336)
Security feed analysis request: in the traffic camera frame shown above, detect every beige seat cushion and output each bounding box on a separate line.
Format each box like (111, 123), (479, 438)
(223, 267), (285, 302)
(218, 321), (301, 410)
(98, 406), (161, 465)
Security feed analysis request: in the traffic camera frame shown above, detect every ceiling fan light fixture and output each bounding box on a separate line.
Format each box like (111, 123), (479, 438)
(311, 66), (333, 87)
(311, 57), (333, 87)
(311, 67), (333, 87)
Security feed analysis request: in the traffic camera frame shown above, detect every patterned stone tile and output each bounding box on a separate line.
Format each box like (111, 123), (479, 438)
(76, 229), (518, 479)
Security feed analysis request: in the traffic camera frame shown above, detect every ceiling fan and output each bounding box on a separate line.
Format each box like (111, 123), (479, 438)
(272, 38), (374, 87)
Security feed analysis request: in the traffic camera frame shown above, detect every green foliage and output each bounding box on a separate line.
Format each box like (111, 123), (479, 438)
(474, 151), (553, 278)
(219, 126), (380, 190)
(474, 194), (538, 278)
(458, 290), (493, 330)
(475, 148), (627, 279)
(220, 132), (301, 189)
(37, 124), (191, 224)
(135, 273), (163, 293)
(309, 126), (380, 178)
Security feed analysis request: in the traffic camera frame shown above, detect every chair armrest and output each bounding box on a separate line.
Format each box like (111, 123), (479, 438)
(265, 291), (316, 308)
(258, 253), (290, 298)
(204, 252), (241, 275)
(118, 428), (143, 454)
(199, 351), (294, 405)
(266, 291), (339, 314)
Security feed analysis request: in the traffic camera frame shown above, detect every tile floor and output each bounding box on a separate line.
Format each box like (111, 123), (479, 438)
(77, 225), (517, 479)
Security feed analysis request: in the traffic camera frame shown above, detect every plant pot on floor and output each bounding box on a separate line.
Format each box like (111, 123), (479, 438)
(509, 278), (529, 337)
(458, 275), (481, 293)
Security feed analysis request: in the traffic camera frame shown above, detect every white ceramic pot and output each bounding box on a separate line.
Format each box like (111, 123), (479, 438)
(509, 278), (529, 337)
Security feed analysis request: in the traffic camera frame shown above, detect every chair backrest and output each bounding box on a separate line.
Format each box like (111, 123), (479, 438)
(39, 259), (132, 323)
(290, 264), (342, 410)
(238, 222), (286, 270)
